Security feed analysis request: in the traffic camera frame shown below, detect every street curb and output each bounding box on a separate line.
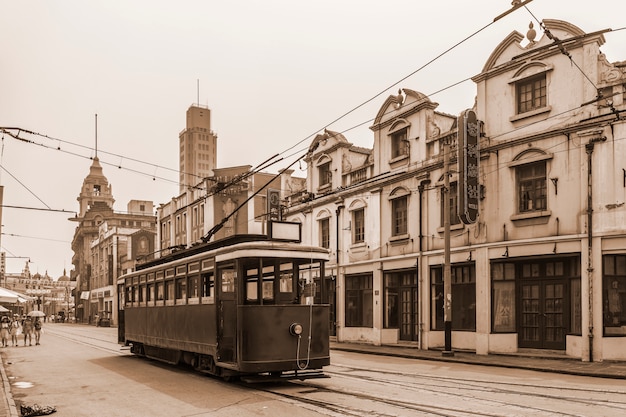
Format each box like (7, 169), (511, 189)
(331, 346), (626, 380)
(0, 353), (19, 417)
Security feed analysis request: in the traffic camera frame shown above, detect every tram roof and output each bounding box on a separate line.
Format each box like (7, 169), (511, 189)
(134, 234), (328, 272)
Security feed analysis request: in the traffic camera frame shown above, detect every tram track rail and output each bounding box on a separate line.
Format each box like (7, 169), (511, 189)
(42, 326), (626, 416)
(252, 364), (626, 417)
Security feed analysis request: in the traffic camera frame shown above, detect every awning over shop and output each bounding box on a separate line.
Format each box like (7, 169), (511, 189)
(0, 287), (32, 304)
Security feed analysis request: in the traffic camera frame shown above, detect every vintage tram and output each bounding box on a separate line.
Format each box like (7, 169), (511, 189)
(117, 231), (330, 380)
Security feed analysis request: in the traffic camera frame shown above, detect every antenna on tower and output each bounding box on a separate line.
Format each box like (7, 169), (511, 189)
(95, 113), (98, 158)
(197, 79), (200, 106)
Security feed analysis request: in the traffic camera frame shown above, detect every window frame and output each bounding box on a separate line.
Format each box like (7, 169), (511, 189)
(391, 194), (408, 237)
(345, 273), (373, 327)
(352, 207), (365, 244)
(516, 73), (547, 114)
(391, 128), (409, 159)
(430, 263), (476, 331)
(318, 161), (332, 187)
(517, 160), (547, 214)
(603, 254), (626, 336)
(441, 181), (461, 227)
(319, 217), (330, 249)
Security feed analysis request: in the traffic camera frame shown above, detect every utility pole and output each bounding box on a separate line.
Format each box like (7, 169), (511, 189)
(443, 137), (454, 356)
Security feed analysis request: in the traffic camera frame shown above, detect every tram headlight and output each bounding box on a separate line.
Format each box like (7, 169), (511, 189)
(289, 322), (303, 336)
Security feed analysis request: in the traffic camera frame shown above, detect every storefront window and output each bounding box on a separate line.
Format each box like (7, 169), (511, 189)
(492, 263), (516, 333)
(603, 255), (626, 336)
(345, 274), (373, 327)
(430, 263), (476, 331)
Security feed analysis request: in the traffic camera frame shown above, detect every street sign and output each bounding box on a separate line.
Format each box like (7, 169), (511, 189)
(457, 109), (480, 224)
(267, 189), (281, 221)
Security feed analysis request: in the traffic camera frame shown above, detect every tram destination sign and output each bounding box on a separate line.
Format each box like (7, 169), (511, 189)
(457, 109), (480, 224)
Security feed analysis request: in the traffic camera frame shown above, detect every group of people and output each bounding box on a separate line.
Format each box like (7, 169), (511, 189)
(0, 314), (42, 347)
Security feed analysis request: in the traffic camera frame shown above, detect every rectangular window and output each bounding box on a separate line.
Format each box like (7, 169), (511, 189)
(318, 162), (332, 187)
(201, 272), (214, 303)
(518, 161), (547, 213)
(352, 208), (365, 243)
(441, 181), (461, 226)
(188, 276), (199, 299)
(603, 254), (626, 336)
(492, 262), (516, 333)
(166, 280), (175, 301)
(221, 268), (236, 293)
(391, 128), (409, 159)
(245, 265), (259, 302)
(392, 195), (408, 236)
(431, 264), (476, 331)
(320, 218), (330, 249)
(517, 74), (546, 114)
(345, 274), (373, 327)
(175, 278), (187, 301)
(156, 282), (164, 301)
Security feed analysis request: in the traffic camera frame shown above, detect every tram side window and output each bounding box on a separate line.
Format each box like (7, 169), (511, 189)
(201, 272), (215, 303)
(262, 264), (275, 301)
(222, 268), (236, 293)
(166, 280), (175, 301)
(139, 285), (146, 303)
(147, 283), (154, 302)
(126, 285), (133, 306)
(245, 265), (259, 303)
(280, 262), (294, 293)
(188, 275), (199, 298)
(133, 285), (139, 304)
(156, 282), (164, 301)
(176, 278), (187, 301)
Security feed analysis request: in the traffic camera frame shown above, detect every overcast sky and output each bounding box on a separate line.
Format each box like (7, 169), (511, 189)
(1, 1), (625, 279)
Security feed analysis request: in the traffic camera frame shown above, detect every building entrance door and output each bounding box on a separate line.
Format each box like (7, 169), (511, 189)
(399, 285), (418, 341)
(519, 280), (567, 350)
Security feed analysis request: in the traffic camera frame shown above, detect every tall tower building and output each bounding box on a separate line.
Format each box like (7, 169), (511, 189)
(179, 105), (217, 193)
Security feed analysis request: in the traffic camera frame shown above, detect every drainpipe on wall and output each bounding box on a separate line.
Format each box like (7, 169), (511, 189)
(586, 142), (594, 363)
(585, 136), (606, 363)
(417, 179), (430, 350)
(335, 203), (344, 264)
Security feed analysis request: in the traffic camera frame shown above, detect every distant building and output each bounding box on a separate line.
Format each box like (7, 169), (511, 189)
(179, 105), (218, 194)
(3, 263), (74, 318)
(70, 157), (156, 325)
(157, 106), (288, 255)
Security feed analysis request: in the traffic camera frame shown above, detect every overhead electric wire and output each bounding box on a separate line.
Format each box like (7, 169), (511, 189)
(0, 164), (51, 209)
(2, 2), (622, 209)
(280, 3), (517, 157)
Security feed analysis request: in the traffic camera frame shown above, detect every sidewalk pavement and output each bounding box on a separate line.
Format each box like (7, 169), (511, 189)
(1, 342), (625, 417)
(330, 341), (626, 379)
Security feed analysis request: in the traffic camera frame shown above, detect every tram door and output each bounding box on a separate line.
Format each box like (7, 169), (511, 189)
(217, 263), (237, 363)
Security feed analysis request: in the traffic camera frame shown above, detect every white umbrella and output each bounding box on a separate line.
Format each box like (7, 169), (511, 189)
(27, 310), (46, 317)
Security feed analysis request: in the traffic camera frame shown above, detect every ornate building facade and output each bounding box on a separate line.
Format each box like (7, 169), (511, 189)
(282, 19), (626, 362)
(70, 157), (156, 324)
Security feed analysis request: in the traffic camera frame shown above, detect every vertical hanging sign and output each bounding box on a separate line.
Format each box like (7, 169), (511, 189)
(457, 109), (480, 224)
(267, 189), (281, 221)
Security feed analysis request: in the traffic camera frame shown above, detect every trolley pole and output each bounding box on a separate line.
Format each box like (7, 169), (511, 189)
(442, 137), (454, 357)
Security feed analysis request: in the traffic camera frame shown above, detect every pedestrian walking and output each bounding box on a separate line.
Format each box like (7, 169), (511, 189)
(22, 316), (33, 346)
(0, 316), (10, 347)
(33, 318), (42, 345)
(10, 314), (21, 347)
